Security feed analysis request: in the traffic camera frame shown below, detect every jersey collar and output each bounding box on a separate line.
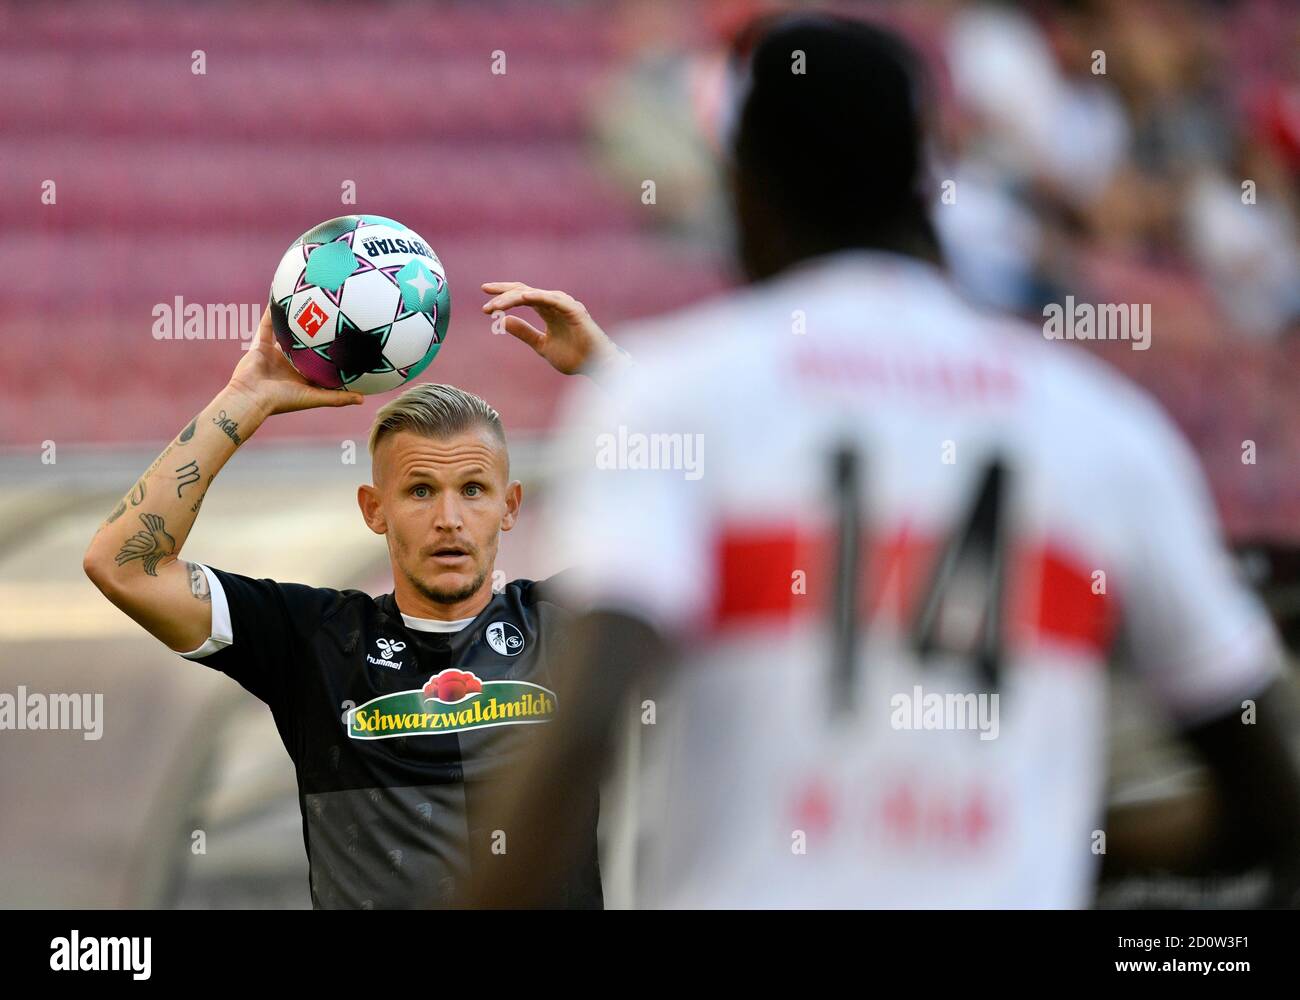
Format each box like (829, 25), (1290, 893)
(377, 590), (495, 640)
(399, 612), (476, 633)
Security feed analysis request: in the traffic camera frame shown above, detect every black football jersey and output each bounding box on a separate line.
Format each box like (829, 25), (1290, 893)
(189, 566), (602, 909)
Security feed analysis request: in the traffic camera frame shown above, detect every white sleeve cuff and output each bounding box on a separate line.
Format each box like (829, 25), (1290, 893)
(177, 564), (234, 659)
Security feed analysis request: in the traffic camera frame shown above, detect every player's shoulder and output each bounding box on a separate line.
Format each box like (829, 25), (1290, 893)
(208, 565), (376, 624)
(996, 317), (1195, 467)
(593, 282), (792, 419)
(507, 572), (578, 612)
(280, 580), (376, 623)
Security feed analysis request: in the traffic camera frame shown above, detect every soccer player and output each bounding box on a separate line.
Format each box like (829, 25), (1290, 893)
(474, 13), (1300, 907)
(82, 299), (625, 909)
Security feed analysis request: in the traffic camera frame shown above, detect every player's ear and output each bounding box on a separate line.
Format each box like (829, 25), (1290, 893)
(501, 480), (522, 532)
(357, 483), (388, 535)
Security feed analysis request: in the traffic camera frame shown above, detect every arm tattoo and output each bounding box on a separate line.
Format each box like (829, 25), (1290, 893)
(189, 474), (215, 514)
(114, 513), (176, 576)
(143, 444), (173, 478)
(179, 418), (197, 443)
(211, 410), (243, 446)
(106, 477), (143, 523)
(186, 561), (211, 602)
(174, 459), (200, 497)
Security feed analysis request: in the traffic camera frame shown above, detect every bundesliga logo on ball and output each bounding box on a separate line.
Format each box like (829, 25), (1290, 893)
(268, 215), (450, 395)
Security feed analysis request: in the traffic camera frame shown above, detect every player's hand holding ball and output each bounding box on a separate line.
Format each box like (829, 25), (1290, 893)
(227, 307), (366, 417)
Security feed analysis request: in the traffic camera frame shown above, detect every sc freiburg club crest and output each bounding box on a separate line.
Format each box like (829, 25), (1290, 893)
(485, 621), (524, 656)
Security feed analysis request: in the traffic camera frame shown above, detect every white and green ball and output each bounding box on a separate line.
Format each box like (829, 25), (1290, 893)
(268, 215), (449, 395)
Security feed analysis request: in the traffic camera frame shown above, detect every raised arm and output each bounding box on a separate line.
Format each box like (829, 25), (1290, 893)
(82, 306), (363, 654)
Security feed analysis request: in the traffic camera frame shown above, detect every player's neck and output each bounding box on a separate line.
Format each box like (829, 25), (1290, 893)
(392, 575), (495, 623)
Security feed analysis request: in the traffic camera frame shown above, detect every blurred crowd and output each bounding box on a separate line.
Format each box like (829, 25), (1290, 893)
(934, 0), (1299, 339)
(597, 0), (1300, 340)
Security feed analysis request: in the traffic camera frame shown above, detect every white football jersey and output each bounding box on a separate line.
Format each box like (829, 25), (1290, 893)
(546, 250), (1282, 908)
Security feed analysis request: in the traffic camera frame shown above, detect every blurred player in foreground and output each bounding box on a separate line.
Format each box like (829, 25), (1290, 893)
(475, 13), (1300, 907)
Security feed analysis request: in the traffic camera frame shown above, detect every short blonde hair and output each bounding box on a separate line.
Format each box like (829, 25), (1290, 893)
(368, 383), (507, 462)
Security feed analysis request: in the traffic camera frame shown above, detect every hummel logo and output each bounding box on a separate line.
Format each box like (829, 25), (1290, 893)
(367, 637), (407, 670)
(375, 637), (406, 660)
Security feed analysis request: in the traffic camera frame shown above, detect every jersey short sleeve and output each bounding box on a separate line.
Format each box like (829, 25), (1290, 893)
(175, 564), (346, 713)
(543, 351), (714, 639)
(1117, 401), (1284, 724)
(176, 564), (233, 659)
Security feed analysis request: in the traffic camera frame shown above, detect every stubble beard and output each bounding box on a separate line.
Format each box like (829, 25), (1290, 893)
(405, 560), (489, 607)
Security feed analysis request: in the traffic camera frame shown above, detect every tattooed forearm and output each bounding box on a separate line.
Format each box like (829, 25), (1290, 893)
(211, 410), (243, 446)
(114, 513), (176, 576)
(189, 474), (215, 514)
(143, 444), (173, 479)
(88, 388), (264, 571)
(104, 478), (143, 525)
(186, 561), (211, 602)
(174, 459), (200, 497)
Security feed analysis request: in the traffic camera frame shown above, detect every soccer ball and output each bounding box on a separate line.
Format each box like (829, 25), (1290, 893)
(268, 215), (450, 395)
